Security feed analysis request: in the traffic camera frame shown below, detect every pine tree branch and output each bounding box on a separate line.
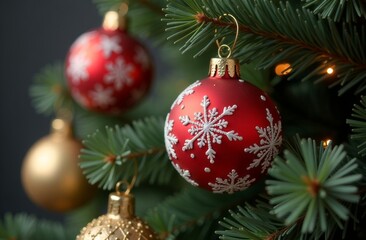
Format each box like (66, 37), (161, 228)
(146, 183), (264, 239)
(0, 213), (67, 240)
(196, 14), (365, 68)
(80, 117), (175, 190)
(347, 95), (366, 156)
(266, 138), (362, 234)
(137, 0), (164, 16)
(303, 0), (366, 22)
(29, 62), (73, 116)
(164, 0), (366, 95)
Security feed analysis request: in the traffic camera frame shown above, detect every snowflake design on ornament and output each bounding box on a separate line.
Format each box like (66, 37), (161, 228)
(172, 162), (198, 186)
(100, 35), (122, 58)
(245, 108), (282, 173)
(179, 95), (243, 164)
(67, 53), (90, 84)
(164, 115), (178, 159)
(134, 47), (150, 70)
(89, 84), (115, 108)
(104, 57), (134, 90)
(171, 81), (201, 110)
(208, 169), (255, 194)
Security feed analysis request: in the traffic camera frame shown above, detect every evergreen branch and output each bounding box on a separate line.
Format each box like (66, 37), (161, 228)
(266, 138), (362, 233)
(216, 200), (286, 240)
(80, 117), (174, 190)
(216, 196), (337, 240)
(347, 95), (366, 156)
(146, 183), (263, 239)
(303, 0), (366, 22)
(29, 63), (72, 115)
(0, 213), (67, 240)
(137, 0), (164, 15)
(164, 0), (366, 95)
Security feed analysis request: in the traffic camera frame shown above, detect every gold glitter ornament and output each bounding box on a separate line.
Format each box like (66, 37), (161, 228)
(76, 182), (158, 240)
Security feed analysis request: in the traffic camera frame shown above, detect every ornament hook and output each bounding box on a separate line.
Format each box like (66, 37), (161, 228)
(115, 159), (138, 195)
(215, 13), (239, 58)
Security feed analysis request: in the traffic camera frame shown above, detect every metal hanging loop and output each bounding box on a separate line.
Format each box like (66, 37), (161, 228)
(215, 13), (239, 58)
(115, 159), (138, 195)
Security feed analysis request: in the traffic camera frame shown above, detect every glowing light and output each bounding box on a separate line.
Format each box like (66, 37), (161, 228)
(275, 63), (292, 76)
(322, 139), (332, 148)
(326, 67), (334, 75)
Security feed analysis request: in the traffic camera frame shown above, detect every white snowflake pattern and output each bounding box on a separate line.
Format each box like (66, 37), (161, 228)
(171, 81), (201, 109)
(89, 84), (115, 108)
(172, 163), (198, 186)
(134, 47), (150, 70)
(179, 95), (243, 164)
(104, 57), (134, 90)
(208, 169), (255, 194)
(67, 53), (90, 84)
(245, 108), (282, 173)
(100, 35), (122, 58)
(164, 114), (178, 159)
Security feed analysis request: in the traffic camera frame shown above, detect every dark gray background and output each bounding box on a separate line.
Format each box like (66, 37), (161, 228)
(0, 0), (100, 219)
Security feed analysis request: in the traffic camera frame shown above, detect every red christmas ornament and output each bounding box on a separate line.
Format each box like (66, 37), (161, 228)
(164, 57), (282, 194)
(65, 10), (153, 114)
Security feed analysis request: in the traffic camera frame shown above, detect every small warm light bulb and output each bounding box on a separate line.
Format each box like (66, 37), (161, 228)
(275, 63), (292, 76)
(326, 67), (334, 75)
(322, 139), (332, 148)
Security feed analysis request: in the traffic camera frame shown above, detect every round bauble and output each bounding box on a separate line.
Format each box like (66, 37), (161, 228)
(21, 118), (95, 212)
(65, 27), (153, 114)
(77, 191), (157, 240)
(164, 58), (282, 194)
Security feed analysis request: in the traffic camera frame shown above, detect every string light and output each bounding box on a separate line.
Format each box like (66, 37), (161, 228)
(326, 67), (334, 75)
(322, 139), (332, 148)
(275, 63), (292, 76)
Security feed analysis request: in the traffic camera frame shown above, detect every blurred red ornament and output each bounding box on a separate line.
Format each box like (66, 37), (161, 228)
(165, 58), (282, 194)
(65, 12), (153, 114)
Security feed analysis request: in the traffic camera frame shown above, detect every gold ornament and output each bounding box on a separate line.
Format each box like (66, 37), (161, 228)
(76, 182), (158, 240)
(21, 118), (95, 212)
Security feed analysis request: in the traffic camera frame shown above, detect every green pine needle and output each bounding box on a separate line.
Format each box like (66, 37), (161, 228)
(146, 182), (264, 239)
(347, 96), (366, 156)
(164, 0), (366, 95)
(80, 117), (174, 190)
(216, 200), (285, 240)
(0, 213), (67, 240)
(266, 138), (362, 233)
(303, 0), (366, 22)
(29, 62), (73, 115)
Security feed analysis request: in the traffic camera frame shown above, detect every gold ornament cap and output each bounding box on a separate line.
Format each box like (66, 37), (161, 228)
(51, 118), (73, 137)
(76, 191), (158, 240)
(209, 57), (240, 78)
(103, 3), (129, 31)
(107, 192), (135, 219)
